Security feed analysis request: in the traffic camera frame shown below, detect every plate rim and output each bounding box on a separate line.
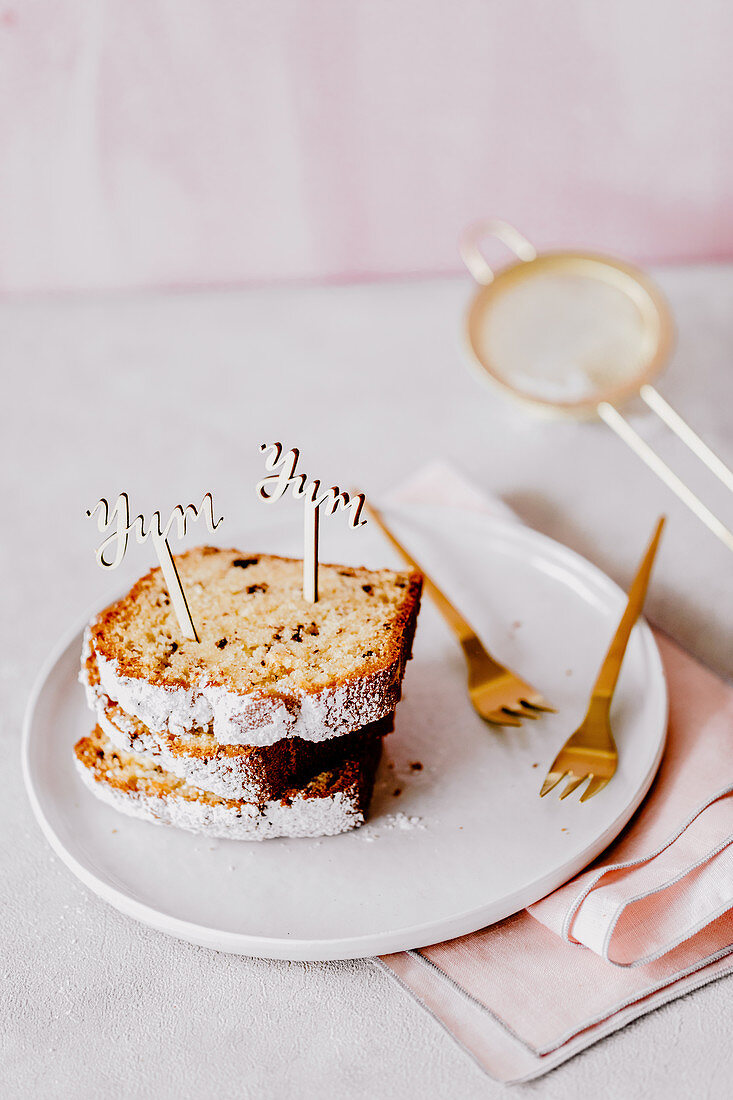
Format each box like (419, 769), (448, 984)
(22, 504), (668, 960)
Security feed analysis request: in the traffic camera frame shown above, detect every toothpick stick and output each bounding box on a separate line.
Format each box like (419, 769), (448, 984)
(256, 443), (367, 604)
(303, 502), (319, 603)
(151, 533), (199, 641)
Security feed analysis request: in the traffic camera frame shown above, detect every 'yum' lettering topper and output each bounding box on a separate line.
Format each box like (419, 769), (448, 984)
(86, 492), (224, 641)
(257, 443), (366, 602)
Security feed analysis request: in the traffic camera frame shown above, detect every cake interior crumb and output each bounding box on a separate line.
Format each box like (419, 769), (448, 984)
(93, 548), (420, 697)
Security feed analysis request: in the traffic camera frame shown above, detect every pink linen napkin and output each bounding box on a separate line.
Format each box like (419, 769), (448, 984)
(378, 462), (733, 1083)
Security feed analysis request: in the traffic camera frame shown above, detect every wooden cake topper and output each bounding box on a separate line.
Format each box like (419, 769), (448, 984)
(257, 443), (366, 602)
(86, 492), (224, 641)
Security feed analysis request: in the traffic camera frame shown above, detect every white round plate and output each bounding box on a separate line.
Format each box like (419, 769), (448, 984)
(23, 505), (667, 961)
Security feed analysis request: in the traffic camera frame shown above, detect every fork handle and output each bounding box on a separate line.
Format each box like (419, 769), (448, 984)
(592, 517), (665, 703)
(362, 499), (477, 644)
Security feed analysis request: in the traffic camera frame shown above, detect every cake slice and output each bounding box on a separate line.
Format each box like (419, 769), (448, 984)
(74, 725), (383, 841)
(87, 547), (422, 747)
(98, 696), (393, 803)
(82, 642), (394, 801)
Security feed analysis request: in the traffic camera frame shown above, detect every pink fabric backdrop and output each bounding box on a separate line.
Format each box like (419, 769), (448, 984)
(1, 1), (732, 294)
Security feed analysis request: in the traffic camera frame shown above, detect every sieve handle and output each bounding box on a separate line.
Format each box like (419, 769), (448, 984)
(459, 219), (536, 285)
(639, 384), (733, 495)
(598, 402), (733, 554)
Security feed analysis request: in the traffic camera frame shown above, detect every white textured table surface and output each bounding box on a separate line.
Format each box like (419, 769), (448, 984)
(3, 266), (733, 1098)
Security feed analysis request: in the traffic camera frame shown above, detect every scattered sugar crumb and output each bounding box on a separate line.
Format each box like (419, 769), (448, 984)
(566, 669), (573, 676)
(381, 812), (424, 831)
(532, 763), (539, 768)
(512, 621), (522, 630)
(359, 811), (426, 841)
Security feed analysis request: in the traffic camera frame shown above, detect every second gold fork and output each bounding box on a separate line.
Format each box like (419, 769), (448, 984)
(540, 516), (666, 802)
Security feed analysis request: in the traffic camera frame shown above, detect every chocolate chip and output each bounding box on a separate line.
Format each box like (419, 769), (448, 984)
(291, 624), (304, 642)
(216, 638), (228, 649)
(169, 642), (178, 655)
(362, 650), (374, 658)
(362, 584), (373, 595)
(410, 761), (423, 771)
(232, 557), (259, 569)
(393, 788), (402, 797)
(306, 622), (319, 636)
(246, 584), (267, 594)
(338, 569), (355, 576)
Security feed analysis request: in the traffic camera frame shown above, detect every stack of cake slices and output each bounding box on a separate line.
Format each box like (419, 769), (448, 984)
(77, 547), (422, 840)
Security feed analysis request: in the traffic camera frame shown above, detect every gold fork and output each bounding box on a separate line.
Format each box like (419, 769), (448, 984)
(363, 499), (555, 727)
(540, 516), (665, 802)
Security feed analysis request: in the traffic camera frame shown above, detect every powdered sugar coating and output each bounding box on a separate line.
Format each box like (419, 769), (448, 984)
(90, 634), (404, 747)
(74, 755), (364, 840)
(95, 705), (263, 802)
(95, 705), (324, 803)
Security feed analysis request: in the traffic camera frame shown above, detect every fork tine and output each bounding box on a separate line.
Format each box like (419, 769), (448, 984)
(580, 776), (609, 803)
(485, 710), (523, 727)
(559, 774), (588, 800)
(517, 702), (540, 719)
(540, 770), (568, 797)
(523, 697), (557, 714)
